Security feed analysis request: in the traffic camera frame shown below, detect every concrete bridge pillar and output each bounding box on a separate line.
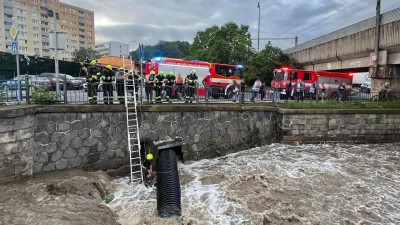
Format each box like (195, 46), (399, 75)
(369, 65), (400, 93)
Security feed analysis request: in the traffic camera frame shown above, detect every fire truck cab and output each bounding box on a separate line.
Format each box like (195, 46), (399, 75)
(146, 57), (243, 98)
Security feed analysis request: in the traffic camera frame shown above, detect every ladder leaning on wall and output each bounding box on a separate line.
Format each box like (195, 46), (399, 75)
(124, 76), (143, 185)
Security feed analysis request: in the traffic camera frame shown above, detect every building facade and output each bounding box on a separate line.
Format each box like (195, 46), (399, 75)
(95, 41), (129, 58)
(0, 0), (95, 61)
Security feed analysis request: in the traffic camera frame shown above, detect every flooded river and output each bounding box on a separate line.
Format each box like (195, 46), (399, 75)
(109, 143), (400, 225)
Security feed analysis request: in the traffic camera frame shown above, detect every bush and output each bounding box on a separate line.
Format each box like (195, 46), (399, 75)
(31, 86), (57, 104)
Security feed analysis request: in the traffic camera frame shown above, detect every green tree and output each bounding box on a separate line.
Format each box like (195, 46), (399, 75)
(129, 41), (190, 61)
(245, 43), (301, 84)
(72, 47), (100, 62)
(189, 22), (253, 65)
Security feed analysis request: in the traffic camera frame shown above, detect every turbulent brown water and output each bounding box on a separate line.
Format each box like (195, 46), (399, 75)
(109, 143), (400, 225)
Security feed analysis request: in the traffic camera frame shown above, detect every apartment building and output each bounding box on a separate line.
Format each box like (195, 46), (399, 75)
(0, 0), (95, 61)
(96, 41), (129, 58)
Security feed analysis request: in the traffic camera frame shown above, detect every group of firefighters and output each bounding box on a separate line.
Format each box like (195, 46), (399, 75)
(80, 59), (139, 104)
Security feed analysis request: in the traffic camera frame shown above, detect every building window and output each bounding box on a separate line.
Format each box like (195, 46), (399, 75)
(88, 25), (93, 29)
(19, 32), (27, 37)
(61, 5), (67, 10)
(33, 34), (39, 39)
(17, 9), (26, 14)
(88, 31), (93, 34)
(62, 19), (67, 23)
(33, 26), (39, 31)
(70, 14), (76, 19)
(32, 12), (38, 18)
(18, 24), (27, 30)
(19, 47), (28, 52)
(34, 41), (39, 46)
(70, 8), (76, 13)
(71, 28), (77, 32)
(61, 25), (68, 30)
(61, 12), (67, 17)
(16, 1), (26, 7)
(32, 0), (37, 3)
(70, 21), (76, 25)
(17, 16), (26, 22)
(34, 48), (40, 52)
(33, 19), (39, 24)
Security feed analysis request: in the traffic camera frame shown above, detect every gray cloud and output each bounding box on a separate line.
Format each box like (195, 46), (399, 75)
(62, 0), (399, 50)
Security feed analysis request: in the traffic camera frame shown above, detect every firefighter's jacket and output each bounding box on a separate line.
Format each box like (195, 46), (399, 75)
(185, 74), (198, 87)
(87, 66), (100, 83)
(164, 74), (176, 86)
(101, 68), (115, 84)
(155, 74), (165, 86)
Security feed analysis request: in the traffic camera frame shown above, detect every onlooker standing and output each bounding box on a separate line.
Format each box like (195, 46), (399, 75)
(285, 82), (291, 101)
(202, 73), (212, 102)
(260, 82), (266, 100)
(309, 82), (316, 101)
(175, 74), (184, 100)
(250, 79), (261, 102)
(337, 82), (346, 102)
(273, 82), (281, 103)
(319, 82), (326, 102)
(145, 71), (156, 102)
(300, 79), (305, 101)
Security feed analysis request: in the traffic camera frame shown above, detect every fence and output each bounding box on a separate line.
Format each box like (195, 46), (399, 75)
(1, 80), (399, 105)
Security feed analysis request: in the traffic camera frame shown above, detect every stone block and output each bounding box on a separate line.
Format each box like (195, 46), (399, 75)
(15, 115), (35, 130)
(108, 141), (119, 151)
(50, 113), (65, 122)
(43, 162), (55, 172)
(105, 125), (117, 135)
(36, 113), (50, 122)
(33, 163), (42, 174)
(83, 137), (97, 147)
(111, 132), (123, 143)
(70, 121), (85, 130)
(0, 166), (15, 177)
(50, 133), (65, 143)
(99, 135), (113, 144)
(0, 142), (18, 156)
(68, 157), (82, 168)
(98, 119), (109, 128)
(70, 137), (83, 149)
(34, 152), (48, 164)
(65, 113), (77, 121)
(83, 152), (100, 164)
(16, 127), (34, 141)
(57, 122), (70, 132)
(78, 129), (91, 139)
(63, 148), (77, 158)
(64, 130), (78, 140)
(91, 127), (104, 138)
(118, 140), (128, 149)
(51, 150), (63, 162)
(117, 122), (127, 132)
(0, 132), (16, 144)
(108, 159), (123, 169)
(56, 159), (69, 170)
(85, 120), (98, 129)
(0, 118), (16, 132)
(78, 147), (90, 156)
(35, 132), (50, 144)
(96, 143), (108, 152)
(58, 137), (70, 151)
(115, 149), (126, 158)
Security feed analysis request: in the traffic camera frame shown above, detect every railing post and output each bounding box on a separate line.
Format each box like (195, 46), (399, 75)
(63, 76), (67, 104)
(25, 73), (30, 104)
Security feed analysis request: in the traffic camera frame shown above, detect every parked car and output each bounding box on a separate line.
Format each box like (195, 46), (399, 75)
(359, 81), (371, 93)
(39, 73), (64, 91)
(1, 75), (51, 90)
(64, 74), (84, 90)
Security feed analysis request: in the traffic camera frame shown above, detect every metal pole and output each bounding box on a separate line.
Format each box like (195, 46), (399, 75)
(373, 0), (381, 77)
(16, 53), (21, 101)
(257, 2), (261, 52)
(52, 0), (60, 98)
(140, 43), (144, 104)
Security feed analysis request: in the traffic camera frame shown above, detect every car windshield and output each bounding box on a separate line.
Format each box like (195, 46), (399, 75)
(36, 77), (48, 80)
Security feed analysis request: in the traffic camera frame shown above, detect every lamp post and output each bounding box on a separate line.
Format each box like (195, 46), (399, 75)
(257, 2), (261, 52)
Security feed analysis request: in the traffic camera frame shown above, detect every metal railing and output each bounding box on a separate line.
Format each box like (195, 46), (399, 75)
(1, 80), (400, 106)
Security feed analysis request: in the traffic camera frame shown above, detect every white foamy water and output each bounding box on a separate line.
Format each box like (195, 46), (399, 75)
(108, 143), (400, 225)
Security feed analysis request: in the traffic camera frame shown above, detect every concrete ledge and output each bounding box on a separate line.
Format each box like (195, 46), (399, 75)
(0, 105), (37, 118)
(278, 108), (400, 115)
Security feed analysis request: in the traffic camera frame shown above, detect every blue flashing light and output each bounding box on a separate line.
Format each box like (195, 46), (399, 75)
(236, 65), (243, 69)
(192, 60), (200, 62)
(154, 57), (162, 62)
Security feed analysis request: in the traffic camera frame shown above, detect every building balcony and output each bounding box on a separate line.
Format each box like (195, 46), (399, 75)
(79, 18), (85, 23)
(3, 8), (14, 15)
(4, 16), (13, 23)
(41, 17), (49, 22)
(79, 31), (85, 36)
(4, 24), (12, 30)
(42, 52), (50, 57)
(40, 2), (48, 7)
(79, 25), (85, 29)
(79, 43), (86, 48)
(3, 0), (13, 7)
(42, 45), (49, 49)
(42, 37), (49, 42)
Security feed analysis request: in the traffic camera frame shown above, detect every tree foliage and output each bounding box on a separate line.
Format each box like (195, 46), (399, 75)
(72, 47), (101, 62)
(129, 41), (190, 61)
(189, 22), (253, 65)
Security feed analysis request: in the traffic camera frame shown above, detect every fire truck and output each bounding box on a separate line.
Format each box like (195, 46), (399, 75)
(145, 57), (243, 97)
(271, 67), (353, 98)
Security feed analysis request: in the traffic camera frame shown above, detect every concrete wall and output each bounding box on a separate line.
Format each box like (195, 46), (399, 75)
(1, 105), (400, 185)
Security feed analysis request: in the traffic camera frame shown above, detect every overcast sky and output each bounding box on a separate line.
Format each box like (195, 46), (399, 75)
(62, 0), (399, 50)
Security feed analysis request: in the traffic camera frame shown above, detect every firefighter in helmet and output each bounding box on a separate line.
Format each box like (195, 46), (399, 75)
(164, 71), (176, 103)
(87, 60), (100, 104)
(185, 69), (198, 103)
(155, 71), (165, 103)
(145, 70), (156, 102)
(102, 65), (115, 104)
(116, 67), (127, 104)
(142, 153), (154, 187)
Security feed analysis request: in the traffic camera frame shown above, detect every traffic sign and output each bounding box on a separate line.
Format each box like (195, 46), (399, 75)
(11, 41), (18, 55)
(10, 25), (18, 40)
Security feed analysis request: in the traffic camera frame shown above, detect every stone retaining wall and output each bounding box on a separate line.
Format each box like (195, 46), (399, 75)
(1, 105), (400, 185)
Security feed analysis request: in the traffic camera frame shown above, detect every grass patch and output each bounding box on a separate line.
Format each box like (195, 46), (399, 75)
(270, 100), (400, 109)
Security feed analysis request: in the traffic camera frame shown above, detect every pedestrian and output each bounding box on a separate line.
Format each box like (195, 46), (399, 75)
(115, 67), (127, 104)
(285, 82), (291, 101)
(86, 60), (100, 104)
(250, 79), (261, 102)
(319, 82), (326, 102)
(310, 82), (316, 101)
(337, 82), (346, 102)
(273, 81), (281, 103)
(155, 71), (165, 103)
(260, 82), (266, 100)
(164, 71), (176, 103)
(175, 74), (184, 100)
(145, 70), (156, 102)
(231, 80), (239, 102)
(300, 79), (305, 101)
(202, 73), (212, 102)
(101, 65), (115, 105)
(185, 69), (198, 103)
(142, 153), (154, 187)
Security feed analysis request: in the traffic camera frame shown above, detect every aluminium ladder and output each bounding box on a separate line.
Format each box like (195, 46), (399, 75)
(124, 77), (143, 184)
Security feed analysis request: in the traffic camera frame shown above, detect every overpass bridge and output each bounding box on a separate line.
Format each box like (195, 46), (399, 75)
(284, 7), (400, 91)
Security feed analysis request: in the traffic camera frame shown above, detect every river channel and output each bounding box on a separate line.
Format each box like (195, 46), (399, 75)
(108, 143), (399, 225)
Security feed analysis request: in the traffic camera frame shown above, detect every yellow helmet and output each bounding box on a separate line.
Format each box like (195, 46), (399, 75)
(90, 60), (97, 65)
(150, 70), (156, 75)
(168, 71), (174, 75)
(119, 67), (124, 71)
(146, 153), (153, 160)
(106, 65), (112, 70)
(96, 72), (101, 75)
(159, 71), (164, 75)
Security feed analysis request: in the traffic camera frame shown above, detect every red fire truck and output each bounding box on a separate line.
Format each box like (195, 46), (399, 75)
(145, 57), (243, 97)
(271, 67), (353, 98)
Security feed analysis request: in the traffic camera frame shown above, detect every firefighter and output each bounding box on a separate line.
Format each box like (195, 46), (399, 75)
(145, 70), (156, 102)
(155, 70), (165, 103)
(164, 71), (176, 103)
(102, 65), (115, 105)
(133, 71), (140, 100)
(116, 67), (127, 104)
(87, 60), (100, 104)
(142, 153), (154, 187)
(185, 69), (198, 103)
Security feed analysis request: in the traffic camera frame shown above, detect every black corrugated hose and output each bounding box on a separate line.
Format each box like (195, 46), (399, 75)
(157, 148), (181, 218)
